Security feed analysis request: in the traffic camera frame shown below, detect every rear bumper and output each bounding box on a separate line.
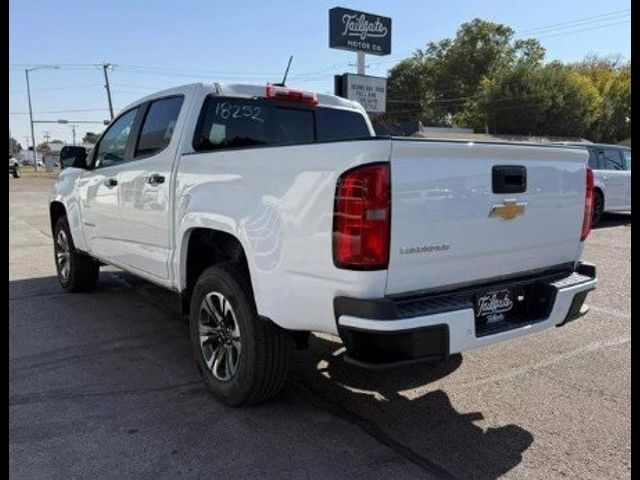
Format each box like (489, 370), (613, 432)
(334, 262), (597, 369)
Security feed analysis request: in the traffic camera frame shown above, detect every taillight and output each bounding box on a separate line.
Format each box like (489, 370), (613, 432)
(333, 163), (391, 269)
(265, 85), (318, 105)
(581, 167), (594, 241)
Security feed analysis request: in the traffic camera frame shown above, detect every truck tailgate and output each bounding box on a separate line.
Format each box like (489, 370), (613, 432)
(386, 140), (588, 295)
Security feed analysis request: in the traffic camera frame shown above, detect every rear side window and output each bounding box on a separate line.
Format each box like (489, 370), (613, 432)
(316, 108), (370, 141)
(193, 96), (369, 152)
(599, 148), (625, 171)
(136, 96), (184, 157)
(623, 150), (631, 170)
(587, 148), (600, 169)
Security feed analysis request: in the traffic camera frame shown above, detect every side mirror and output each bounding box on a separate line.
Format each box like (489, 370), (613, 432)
(59, 146), (89, 169)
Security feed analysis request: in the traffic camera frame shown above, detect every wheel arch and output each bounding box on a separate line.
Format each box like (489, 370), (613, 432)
(49, 201), (67, 235)
(179, 227), (259, 316)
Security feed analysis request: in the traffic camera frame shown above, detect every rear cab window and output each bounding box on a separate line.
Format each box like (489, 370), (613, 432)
(193, 96), (370, 152)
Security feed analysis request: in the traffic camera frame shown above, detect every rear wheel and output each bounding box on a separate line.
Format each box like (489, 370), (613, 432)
(190, 264), (290, 406)
(53, 216), (100, 292)
(592, 190), (604, 226)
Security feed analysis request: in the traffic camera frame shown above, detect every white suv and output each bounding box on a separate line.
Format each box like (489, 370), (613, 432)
(564, 143), (631, 225)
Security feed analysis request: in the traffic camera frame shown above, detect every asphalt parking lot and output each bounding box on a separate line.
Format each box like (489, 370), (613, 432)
(9, 176), (630, 479)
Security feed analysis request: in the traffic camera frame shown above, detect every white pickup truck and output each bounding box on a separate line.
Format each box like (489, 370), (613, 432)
(51, 83), (597, 405)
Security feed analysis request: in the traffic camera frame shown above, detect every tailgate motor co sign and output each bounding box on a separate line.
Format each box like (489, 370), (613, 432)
(329, 7), (391, 56)
(343, 74), (387, 113)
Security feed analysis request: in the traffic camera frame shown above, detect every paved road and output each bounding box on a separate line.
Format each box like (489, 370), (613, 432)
(9, 176), (630, 479)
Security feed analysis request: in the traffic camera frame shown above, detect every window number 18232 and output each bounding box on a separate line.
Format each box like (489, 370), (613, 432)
(215, 102), (263, 122)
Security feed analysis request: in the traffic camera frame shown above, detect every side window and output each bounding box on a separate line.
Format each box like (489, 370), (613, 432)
(599, 149), (625, 171)
(135, 96), (184, 158)
(587, 149), (600, 169)
(623, 150), (631, 170)
(94, 108), (139, 168)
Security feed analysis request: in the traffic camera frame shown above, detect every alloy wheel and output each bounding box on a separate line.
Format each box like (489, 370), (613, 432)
(55, 229), (71, 281)
(198, 291), (242, 381)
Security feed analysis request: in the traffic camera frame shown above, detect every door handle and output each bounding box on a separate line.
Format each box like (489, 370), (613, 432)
(103, 178), (118, 187)
(147, 173), (165, 186)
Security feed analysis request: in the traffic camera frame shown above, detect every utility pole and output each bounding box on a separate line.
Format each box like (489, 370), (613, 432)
(71, 125), (77, 146)
(25, 69), (38, 171)
(102, 63), (115, 120)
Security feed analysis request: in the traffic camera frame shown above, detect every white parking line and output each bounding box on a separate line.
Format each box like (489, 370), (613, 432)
(452, 336), (630, 391)
(589, 305), (631, 320)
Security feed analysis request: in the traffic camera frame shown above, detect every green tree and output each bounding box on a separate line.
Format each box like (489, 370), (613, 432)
(476, 62), (601, 137)
(573, 55), (630, 142)
(382, 18), (545, 126)
(83, 132), (100, 144)
(9, 137), (21, 155)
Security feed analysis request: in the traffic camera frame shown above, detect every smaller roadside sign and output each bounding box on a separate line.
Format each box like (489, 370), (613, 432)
(329, 7), (392, 56)
(343, 73), (387, 113)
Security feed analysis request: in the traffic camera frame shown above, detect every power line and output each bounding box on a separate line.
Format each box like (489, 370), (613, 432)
(526, 20), (630, 40)
(9, 84), (102, 93)
(514, 9), (630, 36)
(365, 9), (631, 72)
(9, 108), (111, 115)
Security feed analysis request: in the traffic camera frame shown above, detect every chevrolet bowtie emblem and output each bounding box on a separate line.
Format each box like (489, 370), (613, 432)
(489, 200), (527, 220)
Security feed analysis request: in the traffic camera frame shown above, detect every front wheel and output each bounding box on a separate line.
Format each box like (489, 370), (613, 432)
(190, 264), (291, 406)
(53, 216), (100, 292)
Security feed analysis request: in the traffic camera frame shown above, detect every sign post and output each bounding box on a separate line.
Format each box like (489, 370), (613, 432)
(329, 7), (391, 113)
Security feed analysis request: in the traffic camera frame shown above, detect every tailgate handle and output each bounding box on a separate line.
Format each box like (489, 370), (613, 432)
(492, 166), (527, 194)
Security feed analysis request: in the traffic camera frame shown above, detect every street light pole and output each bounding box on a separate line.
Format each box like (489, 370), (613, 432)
(25, 69), (38, 172)
(25, 65), (60, 172)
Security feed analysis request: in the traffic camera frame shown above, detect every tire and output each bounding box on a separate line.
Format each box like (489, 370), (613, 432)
(53, 216), (100, 292)
(12, 166), (21, 178)
(592, 190), (604, 226)
(190, 264), (291, 406)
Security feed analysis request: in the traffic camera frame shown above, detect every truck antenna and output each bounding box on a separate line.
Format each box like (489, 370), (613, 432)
(274, 56), (293, 87)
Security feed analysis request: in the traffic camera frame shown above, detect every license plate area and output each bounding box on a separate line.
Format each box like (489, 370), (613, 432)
(474, 283), (551, 337)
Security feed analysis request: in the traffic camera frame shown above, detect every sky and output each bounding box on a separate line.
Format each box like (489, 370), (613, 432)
(9, 0), (631, 145)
